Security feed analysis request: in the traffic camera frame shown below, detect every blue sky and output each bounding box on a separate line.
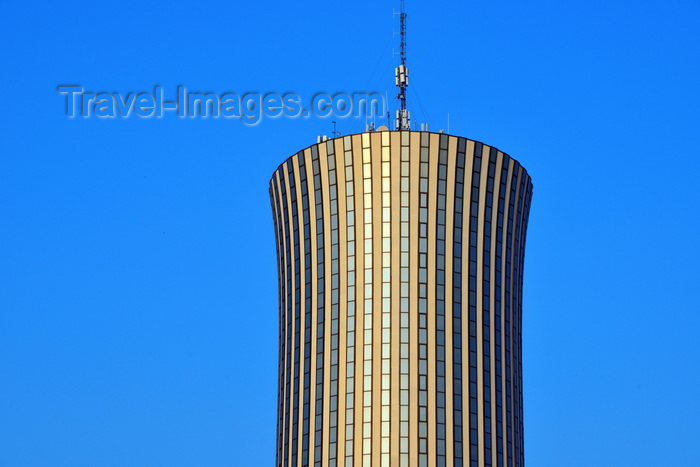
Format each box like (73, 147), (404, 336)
(1, 1), (699, 465)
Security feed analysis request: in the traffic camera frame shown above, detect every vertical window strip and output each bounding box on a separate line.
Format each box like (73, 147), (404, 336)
(286, 159), (301, 467)
(516, 180), (532, 467)
(380, 139), (391, 467)
(495, 156), (509, 467)
(311, 146), (326, 467)
(343, 137), (356, 467)
(271, 176), (286, 467)
(452, 139), (466, 466)
(399, 137), (410, 466)
(278, 168), (293, 467)
(512, 167), (527, 466)
(436, 136), (449, 466)
(361, 135), (373, 467)
(327, 143), (340, 467)
(505, 164), (519, 466)
(299, 154), (313, 467)
(521, 181), (533, 467)
(468, 143), (483, 467)
(482, 150), (497, 466)
(418, 139), (429, 467)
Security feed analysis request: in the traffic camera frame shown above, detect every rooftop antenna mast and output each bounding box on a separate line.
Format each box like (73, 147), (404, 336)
(395, 0), (410, 130)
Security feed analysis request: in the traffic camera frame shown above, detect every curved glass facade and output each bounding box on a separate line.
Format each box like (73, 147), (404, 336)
(270, 130), (533, 466)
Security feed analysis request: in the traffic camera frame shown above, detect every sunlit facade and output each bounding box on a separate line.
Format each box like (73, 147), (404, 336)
(269, 129), (533, 466)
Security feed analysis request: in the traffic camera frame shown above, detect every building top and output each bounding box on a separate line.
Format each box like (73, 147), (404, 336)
(269, 130), (528, 182)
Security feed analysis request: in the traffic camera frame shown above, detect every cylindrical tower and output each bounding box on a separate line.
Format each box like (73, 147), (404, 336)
(269, 130), (533, 467)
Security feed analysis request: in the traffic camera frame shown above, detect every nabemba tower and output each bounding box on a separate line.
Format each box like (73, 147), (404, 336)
(268, 7), (533, 467)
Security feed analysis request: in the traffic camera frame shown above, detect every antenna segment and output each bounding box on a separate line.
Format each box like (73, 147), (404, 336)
(395, 0), (410, 130)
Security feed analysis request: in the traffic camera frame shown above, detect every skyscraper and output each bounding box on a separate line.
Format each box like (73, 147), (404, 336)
(269, 129), (533, 466)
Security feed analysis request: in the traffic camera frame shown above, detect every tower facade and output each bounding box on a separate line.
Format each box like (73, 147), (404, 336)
(269, 130), (533, 467)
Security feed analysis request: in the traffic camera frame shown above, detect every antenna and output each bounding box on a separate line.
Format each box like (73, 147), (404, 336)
(394, 0), (410, 130)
